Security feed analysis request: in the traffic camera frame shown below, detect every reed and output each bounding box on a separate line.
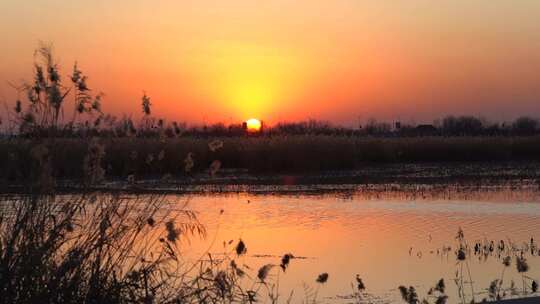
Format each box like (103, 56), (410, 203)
(2, 135), (540, 185)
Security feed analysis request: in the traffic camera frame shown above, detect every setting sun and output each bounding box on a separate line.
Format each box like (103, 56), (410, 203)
(245, 118), (262, 133)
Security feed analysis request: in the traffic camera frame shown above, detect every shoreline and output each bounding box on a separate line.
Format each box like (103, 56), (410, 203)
(2, 161), (540, 195)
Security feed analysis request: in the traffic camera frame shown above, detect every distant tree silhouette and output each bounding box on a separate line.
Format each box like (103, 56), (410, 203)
(442, 116), (483, 136)
(365, 118), (391, 135)
(512, 116), (538, 136)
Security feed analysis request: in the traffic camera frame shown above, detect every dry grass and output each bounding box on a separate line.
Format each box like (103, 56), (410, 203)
(2, 136), (540, 184)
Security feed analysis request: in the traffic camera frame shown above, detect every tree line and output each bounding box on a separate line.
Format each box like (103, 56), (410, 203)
(1, 44), (538, 138)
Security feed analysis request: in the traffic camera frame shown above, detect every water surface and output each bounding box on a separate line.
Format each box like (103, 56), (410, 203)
(174, 184), (540, 303)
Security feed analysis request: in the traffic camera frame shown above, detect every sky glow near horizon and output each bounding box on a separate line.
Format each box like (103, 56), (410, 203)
(1, 0), (540, 125)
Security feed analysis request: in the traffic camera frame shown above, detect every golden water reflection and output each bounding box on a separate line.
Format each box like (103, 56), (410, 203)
(169, 186), (540, 303)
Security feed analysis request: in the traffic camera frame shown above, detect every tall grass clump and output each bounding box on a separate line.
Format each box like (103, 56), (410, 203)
(4, 43), (104, 138)
(0, 192), (212, 303)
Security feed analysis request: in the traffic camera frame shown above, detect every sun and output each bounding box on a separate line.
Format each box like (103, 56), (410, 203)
(245, 118), (262, 133)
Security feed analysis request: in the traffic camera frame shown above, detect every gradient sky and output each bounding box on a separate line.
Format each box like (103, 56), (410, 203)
(1, 0), (540, 125)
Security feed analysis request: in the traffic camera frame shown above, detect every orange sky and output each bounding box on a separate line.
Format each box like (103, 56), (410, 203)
(1, 0), (540, 125)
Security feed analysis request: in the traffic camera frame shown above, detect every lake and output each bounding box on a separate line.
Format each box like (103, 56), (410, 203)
(171, 183), (540, 303)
